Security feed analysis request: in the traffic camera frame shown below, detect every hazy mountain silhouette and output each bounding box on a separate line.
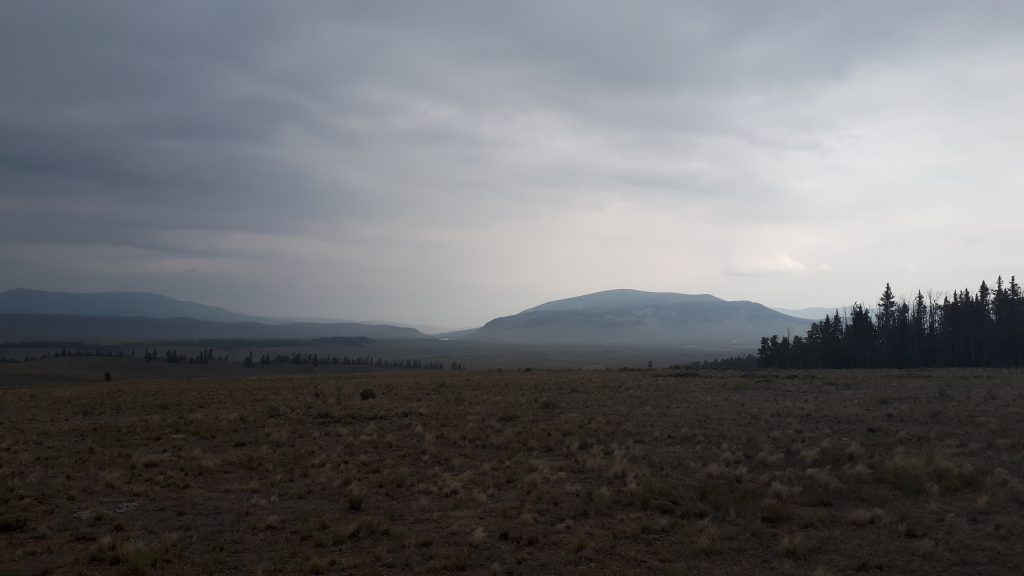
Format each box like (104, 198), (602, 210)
(0, 288), (262, 323)
(472, 289), (810, 349)
(0, 287), (810, 349)
(0, 289), (428, 341)
(0, 289), (466, 335)
(0, 314), (426, 342)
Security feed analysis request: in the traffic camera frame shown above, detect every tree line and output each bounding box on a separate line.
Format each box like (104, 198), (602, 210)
(758, 276), (1024, 368)
(0, 347), (228, 364)
(685, 354), (759, 370)
(144, 348), (224, 363)
(243, 351), (464, 370)
(0, 345), (467, 371)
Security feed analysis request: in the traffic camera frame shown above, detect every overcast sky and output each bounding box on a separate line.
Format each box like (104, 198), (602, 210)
(3, 2), (1023, 327)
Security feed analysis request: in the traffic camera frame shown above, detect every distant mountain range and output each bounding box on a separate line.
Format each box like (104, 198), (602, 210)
(0, 289), (426, 341)
(0, 314), (425, 342)
(471, 289), (810, 349)
(0, 289), (460, 334)
(0, 288), (264, 323)
(0, 288), (812, 349)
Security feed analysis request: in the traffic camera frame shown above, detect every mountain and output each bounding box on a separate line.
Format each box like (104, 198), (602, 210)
(0, 314), (426, 342)
(772, 306), (849, 321)
(0, 288), (260, 323)
(0, 288), (458, 332)
(524, 290), (721, 313)
(472, 289), (810, 349)
(0, 288), (431, 341)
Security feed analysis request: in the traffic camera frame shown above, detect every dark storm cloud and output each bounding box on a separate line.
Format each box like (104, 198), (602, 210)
(3, 2), (1024, 323)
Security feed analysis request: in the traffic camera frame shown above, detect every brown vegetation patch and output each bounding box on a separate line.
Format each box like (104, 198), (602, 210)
(1, 368), (1023, 574)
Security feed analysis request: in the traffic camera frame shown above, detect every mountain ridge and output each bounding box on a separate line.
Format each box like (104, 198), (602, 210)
(0, 288), (261, 323)
(0, 313), (427, 342)
(472, 289), (810, 349)
(0, 287), (812, 349)
(0, 288), (455, 332)
(524, 289), (723, 313)
(0, 289), (430, 341)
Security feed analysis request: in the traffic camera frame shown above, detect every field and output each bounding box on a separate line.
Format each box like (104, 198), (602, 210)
(2, 367), (1024, 575)
(0, 338), (727, 375)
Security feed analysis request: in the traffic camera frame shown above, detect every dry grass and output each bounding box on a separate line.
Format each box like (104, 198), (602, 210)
(1, 368), (1023, 574)
(779, 532), (808, 558)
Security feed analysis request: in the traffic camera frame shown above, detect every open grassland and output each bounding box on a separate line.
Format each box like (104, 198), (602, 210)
(2, 368), (1024, 575)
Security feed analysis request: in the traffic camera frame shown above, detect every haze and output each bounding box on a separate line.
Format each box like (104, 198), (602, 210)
(3, 2), (1022, 327)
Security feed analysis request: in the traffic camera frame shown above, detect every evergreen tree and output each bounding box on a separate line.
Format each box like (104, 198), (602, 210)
(911, 291), (928, 365)
(876, 283), (897, 366)
(846, 303), (875, 368)
(895, 301), (912, 367)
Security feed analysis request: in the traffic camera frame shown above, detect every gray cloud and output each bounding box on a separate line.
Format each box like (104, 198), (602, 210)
(3, 2), (1024, 325)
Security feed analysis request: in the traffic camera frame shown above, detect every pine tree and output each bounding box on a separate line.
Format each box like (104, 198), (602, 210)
(847, 303), (875, 368)
(876, 283), (897, 366)
(911, 291), (928, 366)
(895, 301), (912, 367)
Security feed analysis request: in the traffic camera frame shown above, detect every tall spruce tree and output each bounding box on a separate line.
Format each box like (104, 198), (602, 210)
(876, 283), (897, 365)
(847, 303), (875, 368)
(911, 291), (928, 365)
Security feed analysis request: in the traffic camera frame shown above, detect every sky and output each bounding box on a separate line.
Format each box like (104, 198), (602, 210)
(3, 2), (1024, 327)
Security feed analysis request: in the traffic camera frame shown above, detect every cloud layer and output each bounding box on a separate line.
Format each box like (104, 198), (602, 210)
(3, 2), (1024, 325)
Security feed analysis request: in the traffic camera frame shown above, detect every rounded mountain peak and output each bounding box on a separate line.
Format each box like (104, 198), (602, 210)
(523, 289), (722, 313)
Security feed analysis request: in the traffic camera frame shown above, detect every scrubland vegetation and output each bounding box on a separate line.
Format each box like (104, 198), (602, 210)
(2, 369), (1024, 574)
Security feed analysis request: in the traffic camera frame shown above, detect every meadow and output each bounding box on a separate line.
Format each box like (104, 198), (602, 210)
(2, 367), (1023, 575)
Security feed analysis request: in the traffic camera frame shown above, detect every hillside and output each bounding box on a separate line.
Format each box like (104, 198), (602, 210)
(473, 289), (810, 349)
(0, 289), (260, 323)
(0, 314), (426, 342)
